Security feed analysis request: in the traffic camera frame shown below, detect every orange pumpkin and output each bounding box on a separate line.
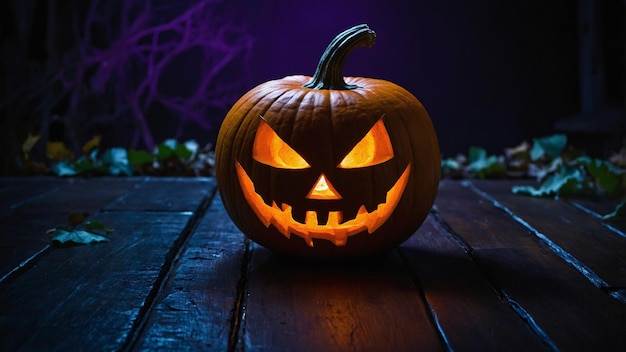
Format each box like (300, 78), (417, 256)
(215, 24), (440, 258)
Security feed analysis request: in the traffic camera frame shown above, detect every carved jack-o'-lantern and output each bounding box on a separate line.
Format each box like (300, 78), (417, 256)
(215, 24), (440, 258)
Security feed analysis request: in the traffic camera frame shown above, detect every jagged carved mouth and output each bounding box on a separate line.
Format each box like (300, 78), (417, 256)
(235, 162), (411, 247)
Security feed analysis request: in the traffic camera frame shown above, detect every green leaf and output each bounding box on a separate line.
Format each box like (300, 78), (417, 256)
(51, 160), (78, 177)
(156, 140), (175, 160)
(128, 149), (154, 166)
(101, 148), (132, 176)
(163, 139), (177, 150)
(441, 158), (461, 171)
(530, 134), (567, 161)
(184, 140), (199, 155)
(466, 146), (506, 178)
(48, 228), (110, 247)
(577, 156), (625, 197)
(468, 146), (486, 164)
(512, 164), (587, 197)
(174, 142), (193, 160)
(75, 156), (96, 173)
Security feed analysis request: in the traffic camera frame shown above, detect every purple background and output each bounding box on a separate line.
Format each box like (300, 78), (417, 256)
(239, 0), (580, 155)
(1, 0), (623, 161)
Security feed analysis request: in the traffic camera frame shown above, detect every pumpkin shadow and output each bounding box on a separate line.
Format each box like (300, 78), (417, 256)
(247, 245), (418, 293)
(398, 244), (570, 299)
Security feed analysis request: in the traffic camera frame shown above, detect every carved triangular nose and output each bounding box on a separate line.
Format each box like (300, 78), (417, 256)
(306, 173), (342, 200)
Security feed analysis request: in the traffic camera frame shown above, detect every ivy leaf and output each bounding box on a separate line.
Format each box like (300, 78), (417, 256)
(173, 140), (197, 160)
(530, 134), (567, 161)
(128, 149), (154, 166)
(75, 156), (97, 173)
(441, 158), (462, 176)
(174, 143), (193, 160)
(512, 164), (588, 197)
(47, 228), (110, 247)
(184, 140), (199, 156)
(156, 140), (176, 160)
(466, 146), (506, 178)
(51, 160), (78, 177)
(577, 156), (625, 197)
(101, 148), (132, 176)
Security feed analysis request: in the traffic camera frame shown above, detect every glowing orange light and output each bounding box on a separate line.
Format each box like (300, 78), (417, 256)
(306, 174), (342, 200)
(338, 118), (393, 168)
(235, 161), (410, 247)
(253, 119), (310, 169)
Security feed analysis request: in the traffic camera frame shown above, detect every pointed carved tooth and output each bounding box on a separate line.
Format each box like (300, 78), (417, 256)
(327, 211), (342, 226)
(281, 203), (291, 212)
(271, 201), (280, 210)
(271, 213), (289, 237)
(305, 236), (314, 247)
(354, 205), (369, 223)
(365, 212), (384, 233)
(305, 211), (318, 226)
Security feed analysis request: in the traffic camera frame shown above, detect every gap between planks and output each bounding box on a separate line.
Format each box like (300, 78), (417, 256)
(421, 207), (560, 351)
(120, 186), (218, 351)
(463, 180), (626, 303)
(228, 238), (252, 352)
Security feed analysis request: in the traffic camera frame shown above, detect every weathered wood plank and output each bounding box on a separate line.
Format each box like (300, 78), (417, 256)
(470, 180), (626, 287)
(13, 177), (145, 214)
(400, 214), (549, 351)
(568, 198), (626, 237)
(0, 211), (195, 351)
(105, 177), (215, 212)
(0, 209), (64, 280)
(0, 177), (75, 215)
(133, 195), (247, 351)
(434, 181), (539, 250)
(239, 245), (443, 352)
(435, 181), (626, 350)
(0, 178), (143, 282)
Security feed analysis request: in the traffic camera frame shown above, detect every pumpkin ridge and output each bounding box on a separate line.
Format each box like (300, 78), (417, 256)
(215, 24), (440, 258)
(379, 82), (440, 222)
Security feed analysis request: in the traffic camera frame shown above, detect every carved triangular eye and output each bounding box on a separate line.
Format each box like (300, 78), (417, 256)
(338, 118), (394, 169)
(253, 119), (311, 169)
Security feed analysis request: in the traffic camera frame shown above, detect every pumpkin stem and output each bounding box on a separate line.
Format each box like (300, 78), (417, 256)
(304, 24), (376, 90)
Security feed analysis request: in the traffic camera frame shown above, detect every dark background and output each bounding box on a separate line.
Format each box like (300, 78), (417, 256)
(1, 0), (624, 174)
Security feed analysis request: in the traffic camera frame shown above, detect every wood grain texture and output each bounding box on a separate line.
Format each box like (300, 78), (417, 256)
(436, 180), (626, 350)
(134, 195), (247, 351)
(471, 179), (626, 287)
(568, 198), (626, 237)
(0, 211), (194, 351)
(400, 214), (549, 351)
(15, 177), (144, 213)
(239, 244), (443, 352)
(105, 177), (215, 212)
(0, 178), (142, 281)
(0, 177), (75, 215)
(1, 177), (625, 351)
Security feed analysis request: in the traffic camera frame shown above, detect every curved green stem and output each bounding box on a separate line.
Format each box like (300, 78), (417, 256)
(303, 24), (376, 90)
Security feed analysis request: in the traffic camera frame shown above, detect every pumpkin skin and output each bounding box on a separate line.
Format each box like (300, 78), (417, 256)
(215, 24), (440, 258)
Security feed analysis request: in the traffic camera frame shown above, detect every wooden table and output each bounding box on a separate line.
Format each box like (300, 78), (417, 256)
(0, 177), (624, 351)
